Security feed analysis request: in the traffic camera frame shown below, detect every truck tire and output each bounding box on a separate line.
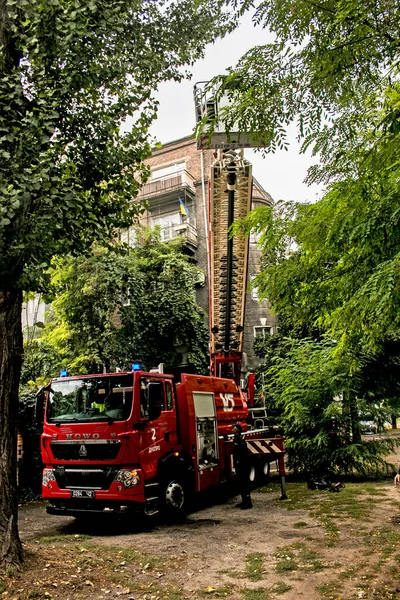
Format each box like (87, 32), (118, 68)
(257, 459), (271, 484)
(249, 464), (257, 484)
(161, 476), (187, 517)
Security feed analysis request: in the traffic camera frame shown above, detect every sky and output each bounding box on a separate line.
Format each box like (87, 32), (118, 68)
(148, 14), (324, 204)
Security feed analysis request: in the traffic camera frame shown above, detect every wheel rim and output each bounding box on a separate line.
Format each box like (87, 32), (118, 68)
(249, 466), (256, 482)
(165, 481), (185, 511)
(263, 462), (270, 476)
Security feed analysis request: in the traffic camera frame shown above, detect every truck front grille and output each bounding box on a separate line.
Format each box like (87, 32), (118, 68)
(50, 441), (121, 461)
(54, 466), (118, 490)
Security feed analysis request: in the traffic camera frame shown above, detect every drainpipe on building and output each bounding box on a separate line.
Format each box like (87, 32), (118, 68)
(200, 150), (210, 284)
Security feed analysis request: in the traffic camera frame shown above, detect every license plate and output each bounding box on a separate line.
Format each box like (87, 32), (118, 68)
(70, 489), (95, 499)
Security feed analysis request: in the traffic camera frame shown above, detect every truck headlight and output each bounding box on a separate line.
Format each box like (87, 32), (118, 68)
(43, 468), (56, 487)
(114, 469), (140, 488)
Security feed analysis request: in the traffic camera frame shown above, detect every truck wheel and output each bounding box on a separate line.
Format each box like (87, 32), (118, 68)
(249, 464), (257, 484)
(161, 477), (187, 516)
(257, 459), (271, 484)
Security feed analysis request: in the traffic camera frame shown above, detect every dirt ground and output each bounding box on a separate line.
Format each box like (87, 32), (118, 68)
(4, 443), (400, 600)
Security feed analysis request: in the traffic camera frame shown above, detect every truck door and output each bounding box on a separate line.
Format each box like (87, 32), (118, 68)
(193, 391), (220, 491)
(139, 377), (178, 479)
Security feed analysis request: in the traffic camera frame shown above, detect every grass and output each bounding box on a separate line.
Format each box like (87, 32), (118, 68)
(241, 582), (292, 600)
(117, 546), (166, 569)
(162, 588), (185, 600)
(37, 533), (92, 543)
(218, 568), (244, 578)
(273, 543), (327, 574)
(338, 566), (357, 580)
(363, 527), (400, 564)
(270, 582), (292, 594)
(274, 549), (298, 573)
(316, 582), (345, 599)
(242, 589), (270, 600)
(0, 539), (172, 600)
(245, 552), (265, 582)
(295, 543), (326, 571)
(319, 516), (340, 547)
(263, 477), (393, 547)
(197, 585), (235, 597)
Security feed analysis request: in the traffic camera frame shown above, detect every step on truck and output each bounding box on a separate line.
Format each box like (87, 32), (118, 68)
(40, 368), (286, 518)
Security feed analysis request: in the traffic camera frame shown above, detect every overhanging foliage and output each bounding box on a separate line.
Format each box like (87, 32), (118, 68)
(26, 231), (209, 377)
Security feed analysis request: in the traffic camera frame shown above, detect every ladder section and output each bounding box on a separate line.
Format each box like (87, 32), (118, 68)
(209, 150), (252, 358)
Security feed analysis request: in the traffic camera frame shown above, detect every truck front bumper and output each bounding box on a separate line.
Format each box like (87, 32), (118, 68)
(42, 465), (146, 516)
(46, 499), (145, 517)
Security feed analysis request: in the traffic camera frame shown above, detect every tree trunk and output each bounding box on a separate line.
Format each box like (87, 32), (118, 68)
(0, 288), (23, 568)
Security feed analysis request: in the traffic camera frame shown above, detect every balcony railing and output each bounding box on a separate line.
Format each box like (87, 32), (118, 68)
(160, 222), (197, 248)
(138, 169), (196, 199)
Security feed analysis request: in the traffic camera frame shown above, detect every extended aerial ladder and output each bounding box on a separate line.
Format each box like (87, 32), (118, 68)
(208, 150), (252, 388)
(192, 83), (286, 496)
(194, 82), (263, 401)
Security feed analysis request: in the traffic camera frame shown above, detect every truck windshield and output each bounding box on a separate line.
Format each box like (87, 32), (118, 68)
(47, 375), (133, 423)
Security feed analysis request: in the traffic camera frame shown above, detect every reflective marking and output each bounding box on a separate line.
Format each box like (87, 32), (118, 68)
(247, 443), (260, 454)
(269, 443), (282, 453)
(246, 440), (283, 454)
(253, 440), (268, 452)
(220, 393), (235, 412)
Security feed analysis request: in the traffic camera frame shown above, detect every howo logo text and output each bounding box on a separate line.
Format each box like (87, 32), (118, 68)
(66, 433), (100, 440)
(220, 393), (235, 412)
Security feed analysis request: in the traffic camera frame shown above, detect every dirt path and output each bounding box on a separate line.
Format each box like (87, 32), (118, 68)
(15, 473), (400, 600)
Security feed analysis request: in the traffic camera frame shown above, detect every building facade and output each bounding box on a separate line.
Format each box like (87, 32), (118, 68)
(22, 294), (48, 335)
(128, 135), (278, 372)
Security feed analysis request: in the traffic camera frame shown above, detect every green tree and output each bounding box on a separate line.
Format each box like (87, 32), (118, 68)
(241, 167), (400, 467)
(265, 338), (397, 477)
(18, 233), (209, 497)
(221, 0), (400, 473)
(220, 0), (400, 350)
(43, 232), (209, 376)
(210, 0), (399, 162)
(0, 0), (234, 567)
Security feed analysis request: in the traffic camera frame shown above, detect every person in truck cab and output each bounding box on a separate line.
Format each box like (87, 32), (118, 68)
(232, 423), (253, 510)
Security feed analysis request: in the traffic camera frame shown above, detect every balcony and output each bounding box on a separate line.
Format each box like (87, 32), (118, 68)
(138, 169), (196, 201)
(159, 221), (197, 250)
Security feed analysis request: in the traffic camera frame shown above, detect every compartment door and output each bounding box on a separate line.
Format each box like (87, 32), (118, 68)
(193, 392), (219, 490)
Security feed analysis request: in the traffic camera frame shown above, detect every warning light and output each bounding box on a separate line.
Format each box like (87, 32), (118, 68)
(131, 363), (141, 371)
(59, 370), (69, 377)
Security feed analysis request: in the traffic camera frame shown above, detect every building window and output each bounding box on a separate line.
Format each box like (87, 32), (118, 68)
(152, 212), (181, 241)
(254, 326), (272, 338)
(119, 226), (137, 248)
(250, 275), (259, 301)
(150, 162), (186, 181)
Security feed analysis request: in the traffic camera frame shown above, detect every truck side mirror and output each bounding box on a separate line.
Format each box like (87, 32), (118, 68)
(147, 382), (164, 421)
(35, 390), (45, 426)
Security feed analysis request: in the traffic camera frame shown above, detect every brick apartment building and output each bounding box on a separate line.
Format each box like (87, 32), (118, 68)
(123, 135), (278, 372)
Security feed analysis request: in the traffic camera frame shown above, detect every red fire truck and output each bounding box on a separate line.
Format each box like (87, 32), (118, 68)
(40, 369), (285, 517)
(39, 91), (286, 518)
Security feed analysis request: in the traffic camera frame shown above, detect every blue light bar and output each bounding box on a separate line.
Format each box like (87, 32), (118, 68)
(59, 369), (69, 377)
(131, 363), (141, 371)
